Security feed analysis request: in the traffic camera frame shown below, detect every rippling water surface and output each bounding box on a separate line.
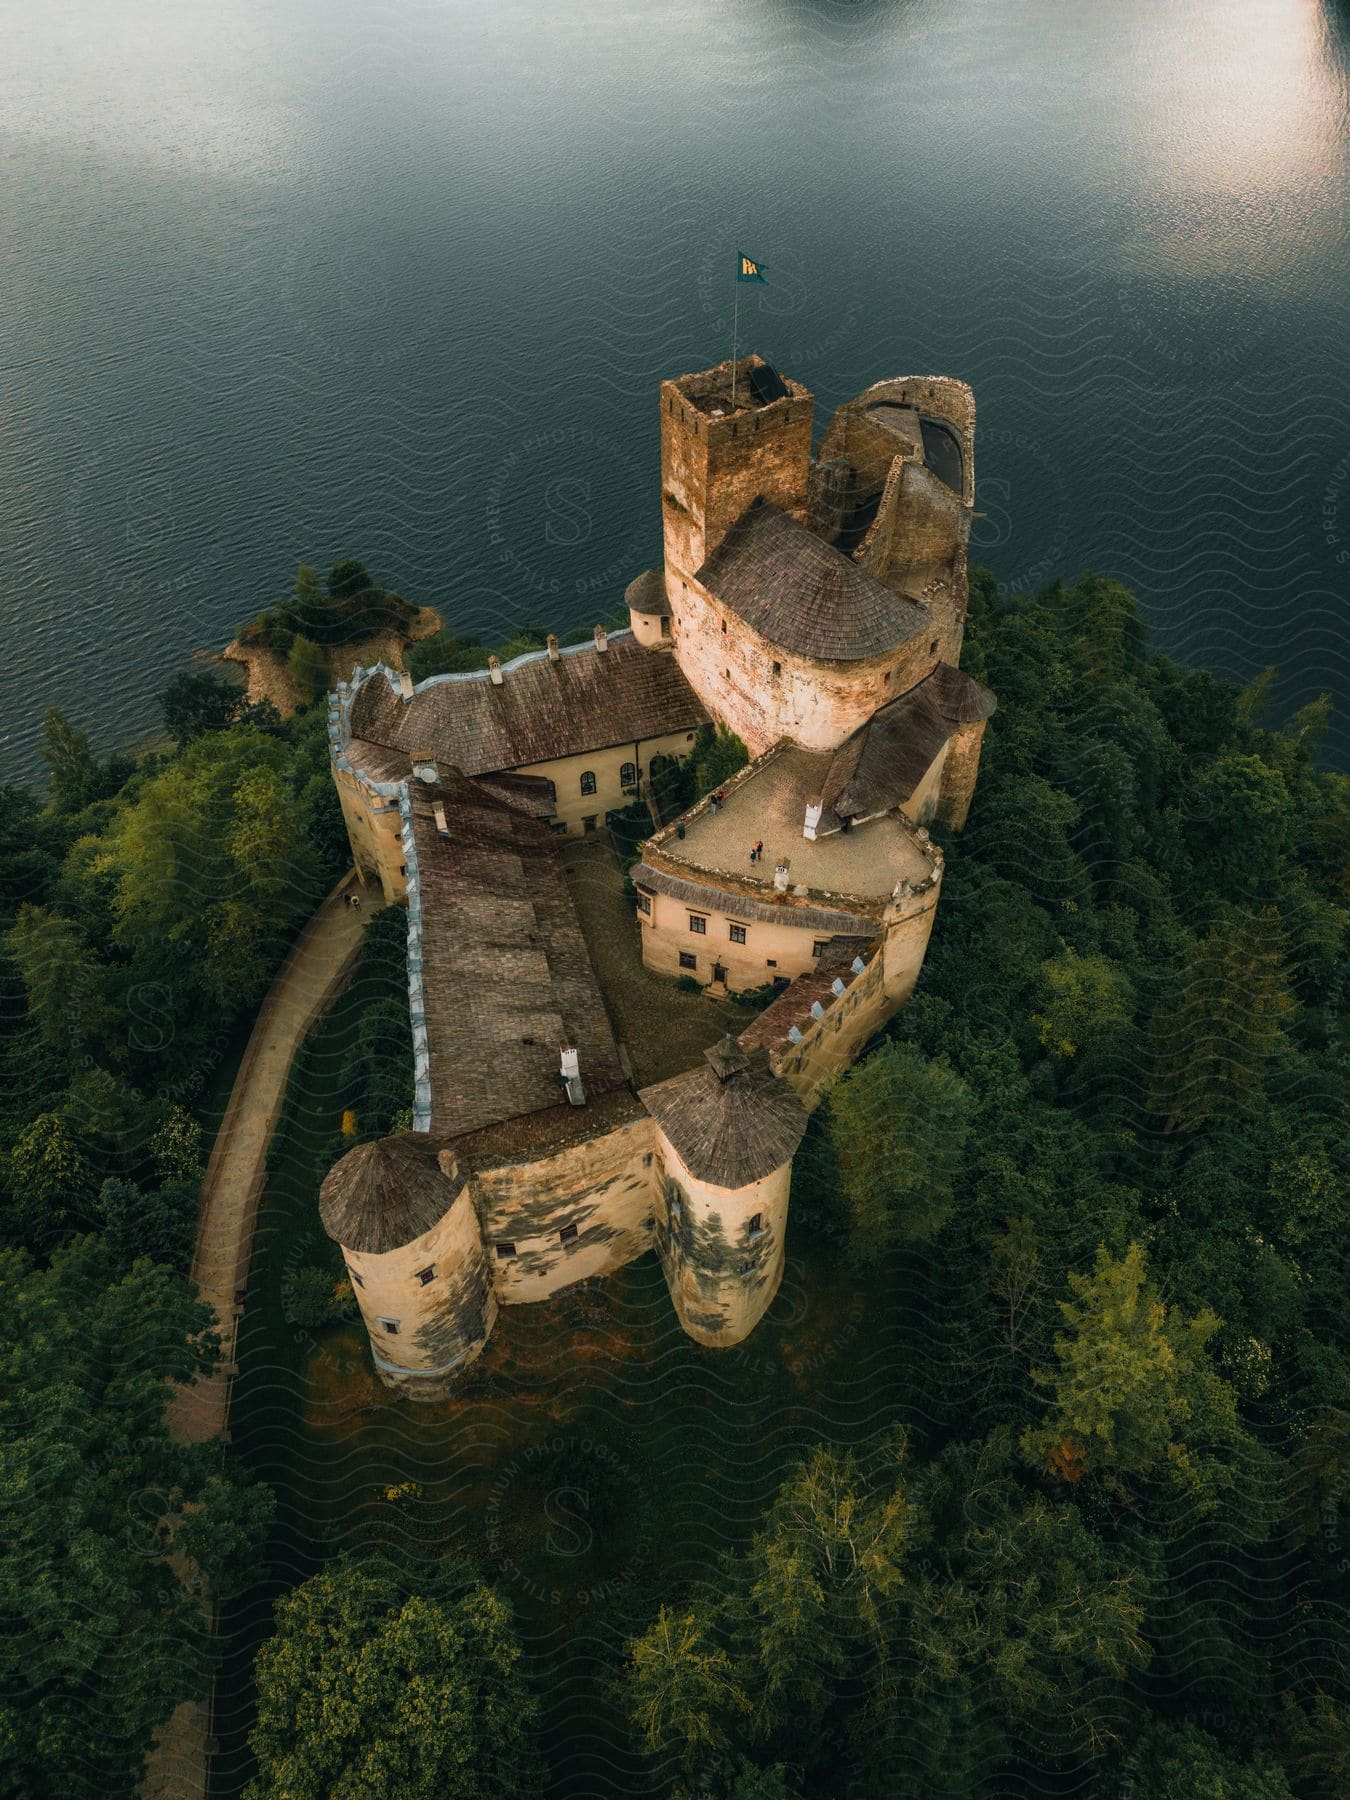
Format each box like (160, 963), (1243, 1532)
(1, 0), (1346, 777)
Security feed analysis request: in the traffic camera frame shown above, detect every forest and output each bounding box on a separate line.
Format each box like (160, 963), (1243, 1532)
(0, 568), (1345, 1797)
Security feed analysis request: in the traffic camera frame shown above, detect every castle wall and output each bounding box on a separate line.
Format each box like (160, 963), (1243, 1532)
(342, 1178), (497, 1399)
(638, 880), (860, 993)
(515, 729), (696, 836)
(670, 572), (932, 756)
(763, 947), (893, 1110)
(937, 719), (987, 831)
(335, 764), (406, 900)
(473, 1115), (658, 1303)
(654, 1136), (791, 1346)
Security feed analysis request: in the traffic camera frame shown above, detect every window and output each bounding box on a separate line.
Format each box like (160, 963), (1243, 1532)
(620, 760), (638, 790)
(688, 914), (707, 934)
(813, 940), (829, 957)
(399, 864), (408, 878)
(771, 660), (781, 677)
(345, 1263), (364, 1289)
(721, 618), (728, 634)
(729, 923), (747, 944)
(496, 1242), (516, 1260)
(636, 892), (652, 915)
(580, 770), (597, 796)
(380, 1318), (400, 1335)
(679, 951), (697, 970)
(747, 1213), (763, 1237)
(559, 1223), (578, 1245)
(582, 815), (598, 833)
(766, 958), (777, 968)
(414, 1265), (435, 1286)
(660, 616), (671, 637)
(929, 638), (939, 655)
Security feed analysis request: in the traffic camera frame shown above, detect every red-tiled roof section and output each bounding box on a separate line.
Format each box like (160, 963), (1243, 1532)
(350, 633), (708, 777)
(408, 773), (629, 1141)
(696, 498), (931, 662)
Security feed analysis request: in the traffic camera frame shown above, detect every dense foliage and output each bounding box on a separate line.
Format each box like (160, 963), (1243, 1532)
(246, 1562), (537, 1799)
(0, 697), (351, 1790)
(619, 570), (1349, 1795)
(240, 559), (418, 653)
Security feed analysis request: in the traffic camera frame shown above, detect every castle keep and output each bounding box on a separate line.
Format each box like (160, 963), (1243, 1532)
(321, 356), (995, 1399)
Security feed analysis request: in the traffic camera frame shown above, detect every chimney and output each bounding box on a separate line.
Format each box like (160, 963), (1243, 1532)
(432, 801), (450, 837)
(559, 1045), (586, 1106)
(488, 655), (503, 685)
(398, 671), (414, 698)
(773, 860), (790, 893)
(547, 633), (560, 661)
(593, 624), (609, 653)
(803, 800), (823, 841)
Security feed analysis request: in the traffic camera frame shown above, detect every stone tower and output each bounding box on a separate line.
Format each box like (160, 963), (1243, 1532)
(660, 353), (815, 603)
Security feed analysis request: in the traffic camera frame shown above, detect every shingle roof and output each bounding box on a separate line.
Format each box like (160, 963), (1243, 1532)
(320, 1135), (463, 1255)
(696, 499), (930, 662)
(820, 663), (996, 820)
(641, 1047), (807, 1188)
(349, 631), (706, 776)
(625, 568), (671, 617)
(409, 772), (629, 1141)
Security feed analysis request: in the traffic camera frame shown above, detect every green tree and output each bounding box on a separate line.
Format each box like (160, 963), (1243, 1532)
(1187, 753), (1290, 895)
(286, 633), (329, 707)
(627, 1604), (751, 1773)
(1031, 948), (1132, 1057)
(825, 1040), (972, 1261)
(688, 723), (750, 798)
(248, 1566), (536, 1799)
(5, 1109), (96, 1242)
(4, 904), (116, 1054)
(160, 671), (243, 746)
(1119, 1720), (1293, 1798)
(1148, 910), (1294, 1132)
(40, 707), (113, 813)
(97, 1177), (199, 1270)
(1021, 1242), (1221, 1488)
(0, 1237), (239, 1798)
(326, 556), (376, 601)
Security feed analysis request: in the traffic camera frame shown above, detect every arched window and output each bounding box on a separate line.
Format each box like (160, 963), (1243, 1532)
(580, 770), (597, 796)
(619, 761), (637, 791)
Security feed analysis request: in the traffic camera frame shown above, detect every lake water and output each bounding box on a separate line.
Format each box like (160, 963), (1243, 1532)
(2, 0), (1347, 782)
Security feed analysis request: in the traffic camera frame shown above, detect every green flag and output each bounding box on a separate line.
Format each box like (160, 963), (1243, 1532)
(737, 251), (768, 283)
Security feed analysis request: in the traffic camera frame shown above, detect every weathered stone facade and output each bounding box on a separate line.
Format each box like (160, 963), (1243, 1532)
(321, 351), (995, 1398)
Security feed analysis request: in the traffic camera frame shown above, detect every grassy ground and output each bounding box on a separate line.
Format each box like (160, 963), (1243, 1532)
(211, 844), (895, 1797)
(563, 834), (756, 1086)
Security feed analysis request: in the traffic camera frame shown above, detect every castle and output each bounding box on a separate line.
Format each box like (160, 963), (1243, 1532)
(320, 355), (995, 1399)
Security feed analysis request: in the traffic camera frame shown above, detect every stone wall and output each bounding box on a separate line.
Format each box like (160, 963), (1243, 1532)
(937, 718), (988, 830)
(342, 1176), (497, 1399)
(659, 359), (814, 585)
(670, 570), (917, 756)
(473, 1115), (658, 1303)
(654, 1135), (791, 1346)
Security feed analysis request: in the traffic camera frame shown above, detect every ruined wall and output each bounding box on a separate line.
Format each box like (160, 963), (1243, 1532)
(670, 572), (924, 756)
(937, 719), (988, 831)
(473, 1116), (658, 1303)
(821, 375), (976, 507)
(515, 729), (696, 835)
(654, 1136), (791, 1346)
(660, 363), (813, 588)
(342, 1178), (497, 1400)
(638, 881), (860, 992)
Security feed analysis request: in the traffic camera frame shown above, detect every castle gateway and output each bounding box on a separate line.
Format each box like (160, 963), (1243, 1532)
(321, 356), (995, 1399)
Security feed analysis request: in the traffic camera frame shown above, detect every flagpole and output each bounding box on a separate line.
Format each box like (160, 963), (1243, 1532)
(731, 273), (739, 408)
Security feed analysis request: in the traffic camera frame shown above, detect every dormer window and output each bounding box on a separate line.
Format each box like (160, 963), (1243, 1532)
(414, 1265), (435, 1286)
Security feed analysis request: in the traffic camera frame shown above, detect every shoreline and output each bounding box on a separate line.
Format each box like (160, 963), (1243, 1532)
(214, 606), (442, 719)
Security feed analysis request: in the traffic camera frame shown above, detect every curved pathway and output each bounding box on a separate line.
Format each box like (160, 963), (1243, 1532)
(144, 871), (384, 1796)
